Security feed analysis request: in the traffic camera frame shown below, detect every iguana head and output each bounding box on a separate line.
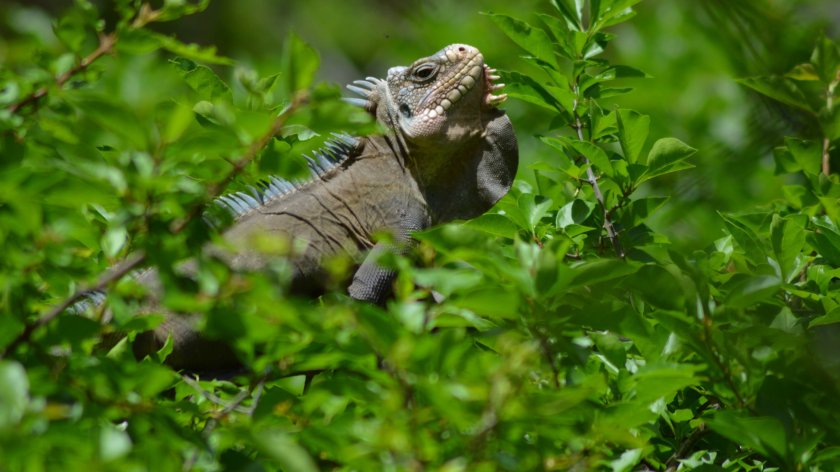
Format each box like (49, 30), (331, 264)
(346, 44), (507, 144)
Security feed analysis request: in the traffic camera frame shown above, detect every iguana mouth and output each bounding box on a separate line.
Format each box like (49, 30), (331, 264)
(483, 64), (507, 107)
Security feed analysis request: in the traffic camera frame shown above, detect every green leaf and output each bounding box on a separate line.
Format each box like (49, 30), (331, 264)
(616, 109), (649, 164)
(101, 226), (128, 257)
(454, 288), (520, 319)
(54, 9), (95, 53)
(708, 411), (789, 464)
(500, 71), (570, 113)
(280, 32), (320, 95)
(591, 331), (627, 371)
(0, 133), (25, 170)
(466, 213), (520, 239)
(117, 28), (162, 55)
(621, 196), (669, 228)
(782, 184), (817, 209)
(586, 65), (649, 90)
(413, 268), (483, 297)
(536, 13), (576, 60)
(534, 141), (586, 180)
(156, 100), (195, 144)
(810, 307), (840, 328)
(148, 31), (234, 65)
(822, 105), (840, 141)
(639, 137), (696, 184)
(519, 193), (554, 230)
(725, 275), (781, 308)
(811, 33), (840, 84)
(0, 314), (25, 351)
(773, 145), (801, 174)
(71, 96), (148, 149)
(784, 137), (821, 176)
(808, 220), (840, 266)
(623, 264), (685, 310)
(551, 0), (584, 31)
(100, 425), (132, 461)
(770, 214), (807, 282)
(786, 62), (820, 81)
(0, 361), (28, 431)
(484, 13), (558, 69)
(556, 136), (614, 177)
(570, 259), (640, 287)
(737, 75), (815, 113)
(157, 0), (210, 22)
(592, 0), (642, 30)
(598, 0), (641, 28)
(557, 199), (595, 229)
(171, 57), (232, 102)
(610, 448), (642, 472)
(719, 212), (766, 263)
(628, 362), (701, 404)
(253, 429), (318, 472)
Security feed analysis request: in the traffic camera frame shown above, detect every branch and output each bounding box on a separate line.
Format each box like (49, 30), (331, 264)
(1, 250), (146, 357)
(699, 303), (746, 408)
(571, 96), (625, 259)
(2, 92), (309, 359)
(180, 373), (260, 415)
(7, 32), (117, 114)
(822, 136), (830, 176)
(664, 423), (709, 472)
(169, 91), (309, 233)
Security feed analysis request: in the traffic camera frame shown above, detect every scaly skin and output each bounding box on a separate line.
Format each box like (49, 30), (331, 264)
(126, 44), (518, 371)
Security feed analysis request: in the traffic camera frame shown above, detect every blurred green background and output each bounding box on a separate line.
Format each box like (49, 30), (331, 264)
(3, 0), (839, 249)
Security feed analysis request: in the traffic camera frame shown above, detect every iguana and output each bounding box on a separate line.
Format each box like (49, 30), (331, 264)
(88, 43), (518, 370)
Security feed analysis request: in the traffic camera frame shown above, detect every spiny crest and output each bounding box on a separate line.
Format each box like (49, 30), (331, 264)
(210, 133), (358, 222)
(342, 76), (386, 112)
(67, 290), (106, 314)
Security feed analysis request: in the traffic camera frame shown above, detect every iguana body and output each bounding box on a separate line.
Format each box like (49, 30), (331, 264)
(106, 44), (518, 370)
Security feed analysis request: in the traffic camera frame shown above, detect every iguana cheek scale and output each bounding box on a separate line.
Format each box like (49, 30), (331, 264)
(85, 44), (518, 371)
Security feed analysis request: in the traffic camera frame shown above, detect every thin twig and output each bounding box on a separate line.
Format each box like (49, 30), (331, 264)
(1, 251), (146, 357)
(664, 423), (709, 472)
(699, 303), (746, 408)
(823, 77), (836, 175)
(822, 136), (830, 176)
(8, 32), (117, 114)
(571, 95), (625, 258)
(181, 374), (252, 414)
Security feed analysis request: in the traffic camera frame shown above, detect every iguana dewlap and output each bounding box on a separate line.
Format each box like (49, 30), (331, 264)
(124, 44), (518, 370)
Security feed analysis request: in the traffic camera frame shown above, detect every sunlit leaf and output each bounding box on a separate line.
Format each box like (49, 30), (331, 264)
(0, 362), (28, 431)
(616, 109), (649, 164)
(737, 75), (815, 113)
(725, 275), (781, 308)
(280, 32), (319, 95)
(708, 412), (789, 464)
(639, 137), (696, 184)
(485, 13), (559, 69)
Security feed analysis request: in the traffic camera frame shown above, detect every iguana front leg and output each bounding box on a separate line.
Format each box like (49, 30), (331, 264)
(347, 243), (400, 304)
(348, 211), (426, 304)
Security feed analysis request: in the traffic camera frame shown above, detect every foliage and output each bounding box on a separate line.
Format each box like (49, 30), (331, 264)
(1, 0), (840, 471)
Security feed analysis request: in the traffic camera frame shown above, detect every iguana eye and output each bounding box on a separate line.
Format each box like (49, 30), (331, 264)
(413, 64), (437, 81)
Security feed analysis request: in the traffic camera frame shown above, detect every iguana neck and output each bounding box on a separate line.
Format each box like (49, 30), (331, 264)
(407, 109), (517, 223)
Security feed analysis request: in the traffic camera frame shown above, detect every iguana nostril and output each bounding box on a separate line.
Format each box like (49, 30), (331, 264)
(458, 46), (466, 52)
